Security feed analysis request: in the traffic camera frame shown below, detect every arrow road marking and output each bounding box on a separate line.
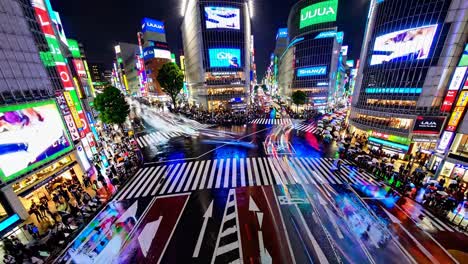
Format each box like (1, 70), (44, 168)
(193, 201), (214, 258)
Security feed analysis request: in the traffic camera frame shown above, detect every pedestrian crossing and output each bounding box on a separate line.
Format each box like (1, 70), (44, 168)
(114, 157), (384, 201)
(249, 118), (293, 125)
(294, 123), (319, 134)
(135, 131), (184, 148)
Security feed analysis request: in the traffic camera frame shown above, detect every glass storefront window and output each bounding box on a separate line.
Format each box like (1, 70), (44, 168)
(12, 156), (73, 195)
(440, 162), (454, 178)
(454, 134), (468, 158)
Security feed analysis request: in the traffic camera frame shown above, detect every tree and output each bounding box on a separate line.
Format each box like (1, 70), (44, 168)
(291, 90), (307, 112)
(157, 62), (184, 108)
(93, 86), (130, 126)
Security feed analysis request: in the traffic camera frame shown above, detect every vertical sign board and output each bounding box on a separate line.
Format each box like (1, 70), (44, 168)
(32, 0), (92, 143)
(441, 67), (467, 112)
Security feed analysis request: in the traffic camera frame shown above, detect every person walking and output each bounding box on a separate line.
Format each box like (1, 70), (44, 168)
(336, 159), (343, 174)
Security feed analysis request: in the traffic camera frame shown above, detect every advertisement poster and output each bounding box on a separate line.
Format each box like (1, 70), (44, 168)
(141, 18), (165, 34)
(205, 6), (240, 30)
(412, 116), (445, 134)
(300, 0), (338, 29)
(0, 100), (73, 182)
(208, 48), (241, 68)
(370, 24), (438, 65)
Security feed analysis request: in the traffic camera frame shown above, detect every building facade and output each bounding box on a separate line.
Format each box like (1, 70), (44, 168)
(181, 0), (252, 110)
(0, 0), (97, 238)
(350, 0), (468, 156)
(114, 42), (140, 95)
(277, 0), (344, 110)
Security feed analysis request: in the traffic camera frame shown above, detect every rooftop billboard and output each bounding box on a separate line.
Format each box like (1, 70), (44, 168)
(300, 0), (338, 29)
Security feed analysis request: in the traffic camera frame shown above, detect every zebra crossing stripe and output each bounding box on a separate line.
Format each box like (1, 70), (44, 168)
(307, 158), (335, 184)
(132, 167), (158, 199)
(215, 159), (224, 189)
(262, 157), (274, 185)
(136, 138), (144, 148)
(267, 157), (283, 184)
(141, 166), (164, 197)
(232, 159), (237, 187)
(320, 158), (349, 184)
(152, 165), (170, 196)
(298, 158), (320, 184)
(240, 158), (246, 186)
(257, 158), (269, 185)
(167, 163), (186, 194)
(292, 158), (311, 184)
(176, 162), (193, 192)
(159, 164), (178, 194)
(117, 167), (148, 200)
(191, 160), (205, 191)
(126, 167), (154, 199)
(246, 158), (254, 185)
(199, 160), (211, 189)
(273, 158), (291, 184)
(252, 158), (262, 186)
(207, 160), (218, 189)
(224, 159), (231, 188)
(184, 161), (198, 191)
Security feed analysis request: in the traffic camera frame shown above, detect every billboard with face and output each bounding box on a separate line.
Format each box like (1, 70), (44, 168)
(0, 100), (73, 182)
(208, 48), (242, 68)
(205, 6), (240, 30)
(370, 24), (438, 65)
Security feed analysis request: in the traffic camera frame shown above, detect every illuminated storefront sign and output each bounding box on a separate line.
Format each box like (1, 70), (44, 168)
(299, 0), (338, 29)
(368, 137), (409, 152)
(314, 30), (337, 39)
(297, 66), (327, 77)
(368, 130), (410, 145)
(365, 87), (422, 94)
(413, 116), (445, 135)
(446, 107), (464, 131)
(448, 67), (467, 91)
(441, 90), (458, 112)
(436, 131), (454, 152)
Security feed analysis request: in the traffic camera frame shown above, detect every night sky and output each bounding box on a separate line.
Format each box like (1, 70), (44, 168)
(49, 0), (369, 79)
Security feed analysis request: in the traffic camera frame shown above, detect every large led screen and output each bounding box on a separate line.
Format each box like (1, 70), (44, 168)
(208, 48), (242, 68)
(205, 6), (240, 30)
(300, 0), (338, 29)
(370, 24), (438, 65)
(0, 100), (73, 182)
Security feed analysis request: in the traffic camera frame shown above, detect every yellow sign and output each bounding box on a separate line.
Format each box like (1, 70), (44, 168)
(63, 91), (74, 107)
(448, 106), (464, 127)
(69, 106), (83, 128)
(456, 91), (468, 107)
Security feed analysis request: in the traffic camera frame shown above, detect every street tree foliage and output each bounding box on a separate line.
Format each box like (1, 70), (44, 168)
(157, 62), (184, 108)
(93, 86), (130, 125)
(291, 90), (307, 107)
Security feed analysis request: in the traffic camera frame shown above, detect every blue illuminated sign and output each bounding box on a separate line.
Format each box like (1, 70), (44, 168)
(0, 214), (19, 233)
(336, 32), (344, 44)
(369, 137), (409, 151)
(141, 18), (165, 34)
(365, 87), (422, 94)
(208, 48), (242, 68)
(276, 28), (288, 39)
(297, 66), (327, 77)
(143, 47), (155, 60)
(314, 30), (337, 39)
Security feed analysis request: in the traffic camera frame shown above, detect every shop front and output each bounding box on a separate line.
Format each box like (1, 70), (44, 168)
(438, 160), (468, 192)
(366, 130), (410, 158)
(10, 154), (84, 211)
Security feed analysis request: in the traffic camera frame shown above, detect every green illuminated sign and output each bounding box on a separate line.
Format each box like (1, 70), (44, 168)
(300, 0), (338, 29)
(39, 51), (55, 67)
(67, 39), (82, 58)
(45, 35), (65, 63)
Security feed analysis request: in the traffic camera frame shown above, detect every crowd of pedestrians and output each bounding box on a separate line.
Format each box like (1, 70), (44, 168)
(338, 133), (468, 222)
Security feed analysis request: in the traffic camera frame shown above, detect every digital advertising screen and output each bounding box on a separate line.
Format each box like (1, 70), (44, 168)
(412, 116), (445, 135)
(0, 100), (73, 182)
(205, 6), (240, 30)
(299, 0), (338, 29)
(141, 18), (165, 34)
(459, 44), (468, 67)
(208, 48), (242, 68)
(370, 24), (438, 65)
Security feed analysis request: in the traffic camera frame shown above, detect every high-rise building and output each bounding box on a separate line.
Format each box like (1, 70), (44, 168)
(139, 18), (172, 98)
(88, 63), (106, 83)
(277, 0), (344, 110)
(0, 0), (98, 236)
(350, 0), (468, 157)
(181, 0), (253, 111)
(114, 42), (140, 95)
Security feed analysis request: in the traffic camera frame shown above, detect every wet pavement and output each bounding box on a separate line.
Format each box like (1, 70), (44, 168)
(57, 106), (468, 263)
